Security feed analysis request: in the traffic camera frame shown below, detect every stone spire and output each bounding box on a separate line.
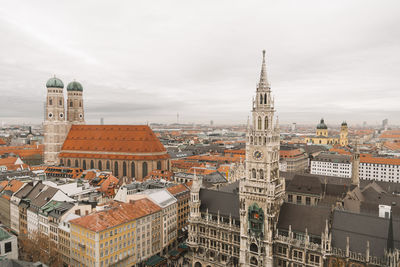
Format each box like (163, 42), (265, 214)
(351, 140), (360, 187)
(257, 50), (270, 91)
(387, 206), (394, 252)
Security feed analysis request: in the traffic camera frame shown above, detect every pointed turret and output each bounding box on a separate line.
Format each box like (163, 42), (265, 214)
(351, 140), (360, 187)
(387, 206), (394, 252)
(258, 50), (269, 90)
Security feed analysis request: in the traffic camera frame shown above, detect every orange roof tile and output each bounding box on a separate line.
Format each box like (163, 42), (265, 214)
(70, 199), (161, 232)
(360, 155), (400, 165)
(167, 184), (189, 195)
(61, 125), (167, 156)
(0, 138), (6, 145)
(0, 179), (24, 193)
(383, 141), (400, 151)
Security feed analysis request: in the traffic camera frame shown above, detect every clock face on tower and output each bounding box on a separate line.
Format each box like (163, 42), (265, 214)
(253, 150), (263, 160)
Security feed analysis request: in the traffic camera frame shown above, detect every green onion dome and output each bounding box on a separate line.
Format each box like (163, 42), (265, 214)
(46, 76), (64, 88)
(67, 81), (83, 92)
(317, 118), (328, 129)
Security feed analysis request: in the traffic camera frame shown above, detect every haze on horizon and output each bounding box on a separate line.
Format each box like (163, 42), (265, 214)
(0, 0), (399, 126)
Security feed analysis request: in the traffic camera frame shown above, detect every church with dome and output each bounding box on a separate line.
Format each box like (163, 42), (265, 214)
(303, 118), (348, 146)
(43, 76), (170, 180)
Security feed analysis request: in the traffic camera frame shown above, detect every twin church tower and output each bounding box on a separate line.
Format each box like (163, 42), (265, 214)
(43, 77), (85, 165)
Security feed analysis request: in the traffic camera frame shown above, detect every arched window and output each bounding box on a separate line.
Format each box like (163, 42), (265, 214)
(250, 243), (258, 253)
(90, 160), (94, 169)
(49, 98), (53, 105)
(252, 169), (256, 179)
(264, 117), (268, 130)
(143, 162), (148, 178)
(69, 101), (73, 107)
(60, 159), (64, 166)
(79, 101), (82, 107)
(258, 116), (262, 130)
(259, 169), (264, 179)
(157, 161), (162, 170)
(123, 162), (127, 176)
(106, 161), (110, 170)
(264, 93), (267, 104)
(131, 162), (136, 178)
(114, 162), (119, 177)
(98, 161), (102, 171)
(75, 160), (79, 167)
(260, 94), (263, 104)
(259, 136), (261, 144)
(264, 137), (266, 145)
(82, 160), (86, 170)
(59, 100), (62, 106)
(67, 159), (71, 167)
(194, 263), (202, 267)
(250, 257), (258, 265)
(250, 136), (253, 144)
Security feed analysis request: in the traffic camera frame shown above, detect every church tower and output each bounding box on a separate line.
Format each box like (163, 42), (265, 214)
(340, 121), (348, 146)
(43, 76), (69, 165)
(351, 140), (360, 187)
(66, 81), (85, 124)
(239, 51), (285, 267)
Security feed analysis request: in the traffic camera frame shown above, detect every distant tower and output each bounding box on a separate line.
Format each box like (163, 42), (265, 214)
(177, 113), (179, 124)
(210, 120), (214, 126)
(43, 76), (69, 165)
(291, 122), (296, 132)
(351, 141), (360, 187)
(340, 121), (348, 146)
(316, 118), (328, 136)
(66, 81), (85, 124)
(239, 51), (285, 267)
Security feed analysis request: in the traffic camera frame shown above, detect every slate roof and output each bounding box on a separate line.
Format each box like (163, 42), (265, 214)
(331, 210), (400, 258)
(277, 203), (331, 236)
(13, 184), (33, 199)
(286, 174), (322, 196)
(199, 188), (239, 219)
(313, 153), (351, 164)
(28, 186), (58, 212)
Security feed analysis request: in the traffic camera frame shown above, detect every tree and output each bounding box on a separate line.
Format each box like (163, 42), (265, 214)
(18, 231), (63, 267)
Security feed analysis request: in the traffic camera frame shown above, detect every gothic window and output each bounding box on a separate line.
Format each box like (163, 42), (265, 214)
(264, 93), (267, 104)
(114, 162), (119, 177)
(157, 161), (161, 170)
(250, 256), (258, 265)
(258, 116), (262, 130)
(90, 160), (94, 169)
(260, 94), (263, 104)
(67, 159), (71, 167)
(82, 160), (86, 170)
(252, 169), (256, 179)
(264, 117), (268, 130)
(250, 243), (258, 253)
(75, 160), (79, 167)
(131, 162), (136, 178)
(60, 159), (64, 166)
(49, 98), (53, 105)
(259, 136), (261, 144)
(123, 162), (127, 176)
(79, 101), (82, 107)
(250, 136), (253, 144)
(98, 161), (102, 171)
(106, 161), (110, 170)
(264, 137), (266, 145)
(70, 101), (73, 107)
(143, 162), (148, 178)
(59, 99), (62, 106)
(259, 169), (264, 179)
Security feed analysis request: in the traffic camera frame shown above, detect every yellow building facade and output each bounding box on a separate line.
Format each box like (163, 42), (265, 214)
(70, 199), (161, 267)
(304, 119), (348, 146)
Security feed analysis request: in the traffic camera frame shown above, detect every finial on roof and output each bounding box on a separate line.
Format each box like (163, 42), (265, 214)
(262, 50), (266, 62)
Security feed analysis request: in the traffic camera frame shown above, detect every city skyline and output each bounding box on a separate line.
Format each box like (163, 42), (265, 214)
(1, 0), (400, 125)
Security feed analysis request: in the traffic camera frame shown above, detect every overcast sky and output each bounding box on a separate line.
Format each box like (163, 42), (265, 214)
(0, 0), (399, 126)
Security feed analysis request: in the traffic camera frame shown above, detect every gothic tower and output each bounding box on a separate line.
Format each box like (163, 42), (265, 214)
(187, 172), (202, 249)
(340, 121), (348, 146)
(43, 76), (70, 165)
(66, 81), (85, 124)
(239, 51), (285, 267)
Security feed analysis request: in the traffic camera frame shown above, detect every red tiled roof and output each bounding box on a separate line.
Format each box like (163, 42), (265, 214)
(70, 199), (161, 232)
(360, 155), (400, 165)
(383, 141), (400, 151)
(0, 138), (6, 145)
(167, 184), (190, 195)
(62, 125), (166, 153)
